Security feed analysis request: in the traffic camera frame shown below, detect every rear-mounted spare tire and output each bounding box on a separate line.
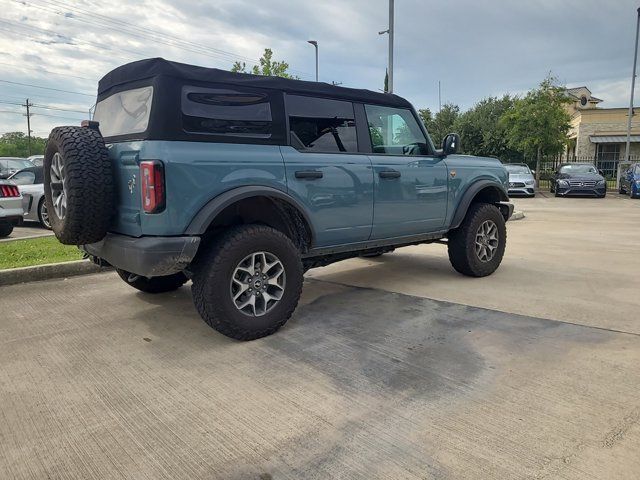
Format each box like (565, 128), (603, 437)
(44, 126), (114, 245)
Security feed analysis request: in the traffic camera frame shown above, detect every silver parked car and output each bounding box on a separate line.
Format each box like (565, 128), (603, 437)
(0, 157), (34, 179)
(0, 179), (23, 237)
(8, 166), (51, 229)
(504, 163), (536, 197)
(27, 155), (44, 167)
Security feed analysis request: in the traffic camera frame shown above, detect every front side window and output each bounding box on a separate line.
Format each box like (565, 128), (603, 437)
(286, 95), (357, 153)
(182, 86), (272, 138)
(365, 105), (428, 156)
(94, 86), (153, 138)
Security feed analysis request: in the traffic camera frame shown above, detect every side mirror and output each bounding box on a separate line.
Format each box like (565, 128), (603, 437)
(531, 169), (536, 175)
(598, 169), (604, 176)
(442, 133), (460, 155)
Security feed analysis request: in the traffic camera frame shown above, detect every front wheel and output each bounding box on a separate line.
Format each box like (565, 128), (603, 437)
(447, 203), (507, 277)
(191, 225), (303, 341)
(116, 269), (188, 293)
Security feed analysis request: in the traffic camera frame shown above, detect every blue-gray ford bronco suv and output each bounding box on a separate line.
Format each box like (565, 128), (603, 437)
(43, 58), (513, 340)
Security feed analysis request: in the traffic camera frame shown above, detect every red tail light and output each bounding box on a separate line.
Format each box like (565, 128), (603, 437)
(140, 160), (165, 213)
(0, 185), (20, 197)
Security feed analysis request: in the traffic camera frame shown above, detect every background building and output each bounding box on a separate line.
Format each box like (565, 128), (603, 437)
(565, 86), (640, 179)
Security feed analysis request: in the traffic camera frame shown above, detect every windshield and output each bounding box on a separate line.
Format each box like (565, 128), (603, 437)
(6, 159), (34, 170)
(504, 165), (530, 175)
(559, 164), (597, 174)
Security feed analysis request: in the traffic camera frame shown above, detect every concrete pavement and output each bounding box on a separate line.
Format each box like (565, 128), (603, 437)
(1, 194), (639, 479)
(310, 194), (640, 334)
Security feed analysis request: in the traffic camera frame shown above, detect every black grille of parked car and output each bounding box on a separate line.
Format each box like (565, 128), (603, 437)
(568, 180), (597, 187)
(509, 182), (526, 188)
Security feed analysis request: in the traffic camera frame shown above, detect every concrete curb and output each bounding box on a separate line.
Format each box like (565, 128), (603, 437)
(0, 233), (55, 243)
(509, 211), (525, 221)
(0, 260), (111, 287)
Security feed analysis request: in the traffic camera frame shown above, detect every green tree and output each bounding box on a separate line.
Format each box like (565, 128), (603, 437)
(501, 76), (571, 184)
(453, 95), (522, 160)
(231, 48), (298, 79)
(419, 104), (460, 147)
(0, 132), (47, 157)
(383, 69), (389, 93)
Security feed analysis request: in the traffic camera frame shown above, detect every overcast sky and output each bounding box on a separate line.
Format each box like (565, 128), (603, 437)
(0, 0), (637, 138)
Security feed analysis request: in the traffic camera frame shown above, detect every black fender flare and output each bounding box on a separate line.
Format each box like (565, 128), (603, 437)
(184, 186), (316, 241)
(450, 180), (510, 229)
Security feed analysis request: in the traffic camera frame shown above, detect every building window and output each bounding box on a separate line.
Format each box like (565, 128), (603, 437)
(595, 144), (621, 179)
(580, 95), (588, 107)
(286, 95), (358, 153)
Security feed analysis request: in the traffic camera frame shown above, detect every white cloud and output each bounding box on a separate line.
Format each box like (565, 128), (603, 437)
(0, 0), (637, 139)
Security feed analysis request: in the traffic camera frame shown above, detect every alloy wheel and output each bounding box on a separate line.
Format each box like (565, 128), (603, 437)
(50, 152), (67, 220)
(475, 220), (499, 262)
(230, 251), (286, 317)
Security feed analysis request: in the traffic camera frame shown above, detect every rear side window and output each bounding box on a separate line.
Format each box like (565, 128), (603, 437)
(181, 86), (272, 138)
(286, 95), (357, 153)
(94, 86), (153, 138)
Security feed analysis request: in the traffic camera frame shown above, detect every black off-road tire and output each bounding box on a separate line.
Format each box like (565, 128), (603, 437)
(447, 203), (507, 277)
(116, 269), (188, 294)
(191, 224), (303, 341)
(44, 126), (114, 245)
(0, 224), (13, 238)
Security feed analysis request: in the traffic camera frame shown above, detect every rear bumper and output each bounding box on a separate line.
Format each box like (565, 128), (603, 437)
(81, 233), (200, 277)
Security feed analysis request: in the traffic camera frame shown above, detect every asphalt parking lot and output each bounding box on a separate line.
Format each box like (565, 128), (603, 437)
(1, 195), (639, 479)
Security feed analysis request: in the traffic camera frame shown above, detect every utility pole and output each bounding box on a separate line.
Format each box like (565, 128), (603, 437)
(624, 7), (640, 163)
(379, 0), (394, 93)
(22, 98), (33, 156)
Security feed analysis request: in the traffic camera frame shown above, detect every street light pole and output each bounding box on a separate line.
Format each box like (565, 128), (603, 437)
(388, 0), (394, 93)
(307, 40), (318, 82)
(624, 7), (640, 162)
(378, 0), (395, 93)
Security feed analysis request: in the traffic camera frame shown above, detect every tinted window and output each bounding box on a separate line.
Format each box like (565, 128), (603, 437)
(10, 171), (36, 185)
(182, 86), (272, 138)
(634, 165), (640, 175)
(287, 95), (357, 153)
(94, 86), (153, 138)
(364, 105), (428, 155)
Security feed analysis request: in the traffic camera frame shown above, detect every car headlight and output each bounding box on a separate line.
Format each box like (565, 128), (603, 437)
(558, 180), (569, 186)
(525, 180), (535, 185)
(596, 180), (605, 185)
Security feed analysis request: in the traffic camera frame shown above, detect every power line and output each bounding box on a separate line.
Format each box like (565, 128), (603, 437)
(12, 0), (312, 78)
(0, 79), (94, 97)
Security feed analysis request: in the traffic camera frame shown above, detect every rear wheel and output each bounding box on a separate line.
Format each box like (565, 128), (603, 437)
(447, 203), (506, 277)
(191, 224), (303, 341)
(116, 269), (188, 294)
(0, 224), (13, 238)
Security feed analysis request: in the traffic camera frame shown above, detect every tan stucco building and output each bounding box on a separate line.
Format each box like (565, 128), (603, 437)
(565, 87), (640, 177)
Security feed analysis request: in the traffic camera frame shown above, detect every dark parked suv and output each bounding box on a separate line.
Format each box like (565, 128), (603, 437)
(43, 58), (513, 340)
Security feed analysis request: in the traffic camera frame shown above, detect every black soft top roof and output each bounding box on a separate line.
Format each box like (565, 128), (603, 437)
(98, 58), (412, 108)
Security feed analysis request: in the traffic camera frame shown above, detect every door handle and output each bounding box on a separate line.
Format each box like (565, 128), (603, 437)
(295, 170), (323, 179)
(379, 169), (401, 179)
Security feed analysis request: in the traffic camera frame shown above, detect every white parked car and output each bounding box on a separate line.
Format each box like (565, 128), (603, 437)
(8, 166), (50, 229)
(504, 163), (536, 197)
(0, 179), (23, 237)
